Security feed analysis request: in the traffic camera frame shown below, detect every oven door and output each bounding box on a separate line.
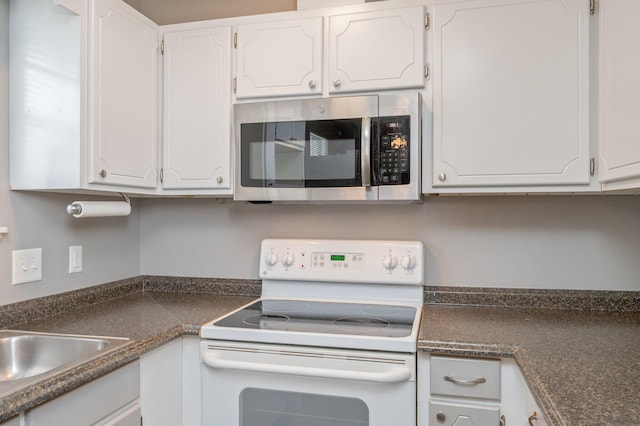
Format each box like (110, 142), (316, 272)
(201, 340), (416, 426)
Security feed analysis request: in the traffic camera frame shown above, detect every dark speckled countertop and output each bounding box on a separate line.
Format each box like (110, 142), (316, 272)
(0, 278), (257, 422)
(419, 305), (640, 426)
(1, 278), (639, 425)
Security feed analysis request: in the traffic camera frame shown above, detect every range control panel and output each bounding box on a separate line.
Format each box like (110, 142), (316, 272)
(310, 252), (366, 270)
(259, 239), (424, 285)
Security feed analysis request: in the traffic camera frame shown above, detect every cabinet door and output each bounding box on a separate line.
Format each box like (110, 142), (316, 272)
(0, 417), (19, 426)
(432, 0), (590, 188)
(235, 17), (323, 99)
(90, 0), (159, 188)
(140, 338), (182, 426)
(163, 27), (232, 190)
(599, 0), (640, 188)
(26, 362), (139, 426)
(95, 402), (141, 426)
(329, 6), (425, 94)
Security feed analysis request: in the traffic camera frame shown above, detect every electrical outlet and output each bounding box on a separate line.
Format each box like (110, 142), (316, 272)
(12, 248), (43, 285)
(69, 245), (83, 273)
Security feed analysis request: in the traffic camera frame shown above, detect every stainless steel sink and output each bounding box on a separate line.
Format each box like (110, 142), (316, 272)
(0, 330), (129, 395)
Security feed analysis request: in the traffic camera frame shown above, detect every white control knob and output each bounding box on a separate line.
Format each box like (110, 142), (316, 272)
(382, 254), (398, 271)
(282, 252), (295, 268)
(264, 252), (278, 267)
(401, 255), (416, 271)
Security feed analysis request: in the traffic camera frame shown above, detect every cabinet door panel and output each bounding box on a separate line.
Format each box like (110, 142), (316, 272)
(432, 0), (590, 188)
(599, 0), (640, 185)
(236, 17), (323, 99)
(26, 362), (139, 426)
(429, 401), (500, 426)
(329, 6), (425, 93)
(90, 0), (159, 188)
(163, 27), (232, 190)
(95, 402), (141, 426)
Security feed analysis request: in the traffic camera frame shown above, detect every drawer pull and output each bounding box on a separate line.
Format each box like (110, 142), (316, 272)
(443, 375), (487, 385)
(528, 411), (538, 425)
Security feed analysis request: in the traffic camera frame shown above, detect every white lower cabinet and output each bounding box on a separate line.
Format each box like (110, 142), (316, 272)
(421, 355), (502, 426)
(140, 337), (183, 426)
(138, 336), (200, 426)
(418, 354), (546, 426)
(429, 401), (500, 425)
(181, 336), (202, 426)
(25, 361), (140, 426)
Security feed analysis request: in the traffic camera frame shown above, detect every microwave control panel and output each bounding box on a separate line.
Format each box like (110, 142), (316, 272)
(375, 115), (410, 185)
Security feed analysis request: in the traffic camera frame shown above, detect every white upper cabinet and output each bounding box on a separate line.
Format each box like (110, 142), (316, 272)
(235, 17), (323, 99)
(10, 0), (160, 193)
(328, 6), (425, 94)
(430, 0), (591, 191)
(598, 0), (640, 190)
(90, 0), (160, 189)
(162, 26), (232, 191)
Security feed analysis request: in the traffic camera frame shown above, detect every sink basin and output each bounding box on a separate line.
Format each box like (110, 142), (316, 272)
(0, 330), (129, 394)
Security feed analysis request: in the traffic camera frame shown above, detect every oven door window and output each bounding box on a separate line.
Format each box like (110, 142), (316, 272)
(241, 119), (362, 188)
(240, 388), (368, 426)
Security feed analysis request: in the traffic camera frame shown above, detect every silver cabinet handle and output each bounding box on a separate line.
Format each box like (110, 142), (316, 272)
(443, 375), (487, 385)
(308, 80), (317, 89)
(438, 172), (446, 181)
(333, 78), (341, 87)
(528, 412), (538, 426)
(216, 176), (224, 184)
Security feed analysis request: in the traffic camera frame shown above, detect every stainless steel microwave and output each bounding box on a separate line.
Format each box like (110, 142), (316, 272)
(233, 94), (421, 202)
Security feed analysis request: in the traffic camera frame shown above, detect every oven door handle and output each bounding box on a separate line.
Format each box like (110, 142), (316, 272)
(202, 352), (412, 383)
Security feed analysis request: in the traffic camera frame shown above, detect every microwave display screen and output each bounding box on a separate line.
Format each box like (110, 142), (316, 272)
(241, 119), (362, 188)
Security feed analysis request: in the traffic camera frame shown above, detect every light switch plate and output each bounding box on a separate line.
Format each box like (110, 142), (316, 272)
(69, 245), (82, 273)
(12, 248), (43, 285)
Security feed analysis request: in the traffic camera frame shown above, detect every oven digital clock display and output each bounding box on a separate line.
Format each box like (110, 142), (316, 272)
(311, 252), (365, 270)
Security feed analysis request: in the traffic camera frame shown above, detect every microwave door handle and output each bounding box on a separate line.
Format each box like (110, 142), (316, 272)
(361, 116), (371, 187)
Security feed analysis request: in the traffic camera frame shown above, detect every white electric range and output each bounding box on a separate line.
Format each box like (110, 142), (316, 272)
(200, 239), (424, 426)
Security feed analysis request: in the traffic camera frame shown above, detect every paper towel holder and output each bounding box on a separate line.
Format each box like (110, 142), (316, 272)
(66, 193), (131, 217)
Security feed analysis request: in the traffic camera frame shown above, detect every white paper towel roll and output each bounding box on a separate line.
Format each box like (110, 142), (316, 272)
(67, 201), (131, 218)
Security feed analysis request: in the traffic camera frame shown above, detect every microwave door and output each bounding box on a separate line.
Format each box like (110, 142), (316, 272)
(303, 118), (362, 188)
(235, 95), (385, 202)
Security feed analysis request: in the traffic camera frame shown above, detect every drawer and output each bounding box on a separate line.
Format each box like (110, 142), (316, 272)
(430, 356), (500, 400)
(429, 401), (500, 426)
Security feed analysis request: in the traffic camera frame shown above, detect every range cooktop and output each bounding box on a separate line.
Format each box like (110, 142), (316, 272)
(200, 239), (425, 352)
(213, 299), (417, 338)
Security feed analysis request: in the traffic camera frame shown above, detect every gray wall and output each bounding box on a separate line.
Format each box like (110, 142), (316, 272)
(0, 0), (140, 305)
(139, 196), (640, 291)
(3, 0), (640, 308)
